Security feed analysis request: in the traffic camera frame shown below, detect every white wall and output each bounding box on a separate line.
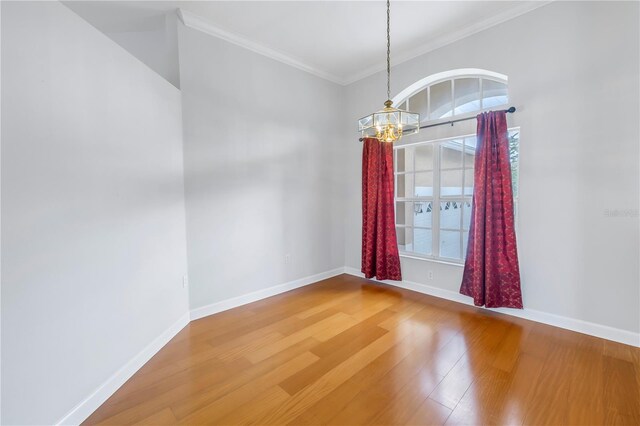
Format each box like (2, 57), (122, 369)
(344, 1), (640, 335)
(106, 15), (181, 89)
(95, 12), (180, 89)
(1, 2), (189, 424)
(62, 2), (181, 89)
(177, 23), (345, 310)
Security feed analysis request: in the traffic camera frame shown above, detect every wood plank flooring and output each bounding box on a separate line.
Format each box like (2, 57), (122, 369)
(84, 274), (640, 425)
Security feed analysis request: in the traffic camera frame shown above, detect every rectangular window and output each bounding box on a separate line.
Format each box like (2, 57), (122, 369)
(394, 129), (519, 263)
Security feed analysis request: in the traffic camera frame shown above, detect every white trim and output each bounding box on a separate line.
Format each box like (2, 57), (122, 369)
(177, 3), (552, 86)
(395, 130), (477, 149)
(55, 312), (191, 425)
(399, 253), (464, 268)
(176, 9), (344, 85)
(189, 268), (346, 321)
(343, 267), (640, 348)
(345, 1), (553, 85)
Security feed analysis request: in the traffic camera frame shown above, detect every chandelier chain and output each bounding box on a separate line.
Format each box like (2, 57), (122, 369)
(386, 0), (391, 102)
(358, 0), (421, 143)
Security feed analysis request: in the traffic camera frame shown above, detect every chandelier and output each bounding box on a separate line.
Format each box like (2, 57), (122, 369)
(358, 0), (420, 143)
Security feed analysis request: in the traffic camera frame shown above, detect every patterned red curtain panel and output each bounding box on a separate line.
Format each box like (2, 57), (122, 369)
(460, 111), (523, 308)
(361, 137), (402, 281)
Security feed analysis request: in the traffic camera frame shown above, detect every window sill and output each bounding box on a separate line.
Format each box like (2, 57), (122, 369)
(399, 253), (465, 267)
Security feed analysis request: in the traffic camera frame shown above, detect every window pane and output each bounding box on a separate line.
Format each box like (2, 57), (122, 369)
(415, 144), (434, 171)
(397, 227), (413, 252)
(410, 89), (428, 123)
(414, 172), (433, 197)
(464, 169), (474, 196)
(454, 78), (481, 115)
(397, 101), (406, 110)
(464, 136), (477, 157)
(482, 79), (508, 109)
(463, 138), (476, 168)
(396, 173), (414, 198)
(395, 201), (413, 226)
(440, 170), (463, 196)
(429, 80), (453, 119)
(440, 201), (462, 229)
(462, 201), (472, 230)
(440, 140), (463, 169)
(440, 230), (462, 259)
(413, 228), (432, 255)
(509, 130), (519, 199)
(413, 201), (432, 228)
(395, 147), (412, 173)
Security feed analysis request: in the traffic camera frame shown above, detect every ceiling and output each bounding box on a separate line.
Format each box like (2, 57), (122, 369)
(65, 1), (550, 85)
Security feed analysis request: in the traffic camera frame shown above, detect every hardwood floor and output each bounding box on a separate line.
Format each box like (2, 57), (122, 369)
(84, 274), (640, 425)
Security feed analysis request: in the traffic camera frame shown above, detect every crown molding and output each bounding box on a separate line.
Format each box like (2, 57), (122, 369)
(176, 8), (346, 85)
(178, 2), (553, 87)
(343, 1), (554, 86)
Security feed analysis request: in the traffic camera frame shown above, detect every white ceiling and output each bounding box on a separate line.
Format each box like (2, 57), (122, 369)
(65, 1), (550, 85)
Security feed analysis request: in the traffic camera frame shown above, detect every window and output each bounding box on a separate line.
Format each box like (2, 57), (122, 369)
(393, 70), (518, 263)
(394, 70), (509, 123)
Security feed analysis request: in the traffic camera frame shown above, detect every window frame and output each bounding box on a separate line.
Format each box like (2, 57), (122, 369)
(394, 129), (520, 265)
(401, 76), (509, 124)
(391, 68), (509, 124)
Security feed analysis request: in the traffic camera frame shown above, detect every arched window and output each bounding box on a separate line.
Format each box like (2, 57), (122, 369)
(393, 69), (519, 263)
(393, 68), (508, 122)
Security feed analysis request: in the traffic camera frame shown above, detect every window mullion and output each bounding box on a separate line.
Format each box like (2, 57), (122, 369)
(394, 150), (398, 229)
(460, 139), (465, 259)
(411, 151), (417, 253)
(451, 79), (455, 116)
(433, 142), (440, 257)
(427, 86), (431, 121)
(459, 199), (464, 259)
(412, 147), (416, 183)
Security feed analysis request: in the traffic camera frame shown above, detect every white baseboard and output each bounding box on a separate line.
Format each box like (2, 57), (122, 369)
(190, 267), (345, 321)
(55, 312), (190, 425)
(344, 267), (640, 347)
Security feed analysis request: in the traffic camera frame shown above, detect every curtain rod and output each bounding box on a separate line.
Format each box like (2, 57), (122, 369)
(358, 106), (516, 142)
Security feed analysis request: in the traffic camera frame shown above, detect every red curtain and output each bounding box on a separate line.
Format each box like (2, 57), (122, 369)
(361, 138), (402, 281)
(460, 111), (523, 308)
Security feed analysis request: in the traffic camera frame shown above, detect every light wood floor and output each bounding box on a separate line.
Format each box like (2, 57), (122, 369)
(85, 274), (640, 425)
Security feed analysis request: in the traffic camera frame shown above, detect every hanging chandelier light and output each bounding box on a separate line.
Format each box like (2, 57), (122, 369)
(358, 0), (420, 143)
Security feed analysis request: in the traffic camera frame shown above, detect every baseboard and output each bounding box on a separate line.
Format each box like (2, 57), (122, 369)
(189, 267), (346, 321)
(55, 312), (191, 425)
(344, 267), (640, 347)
